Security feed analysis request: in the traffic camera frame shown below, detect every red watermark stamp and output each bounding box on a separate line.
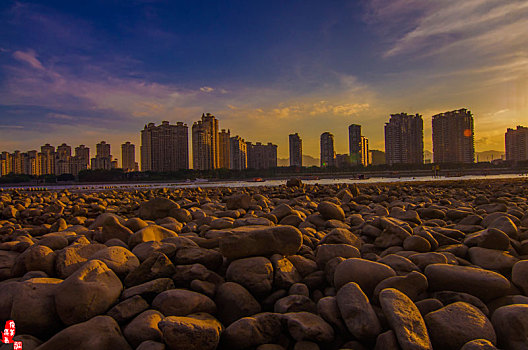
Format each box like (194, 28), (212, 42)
(2, 320), (22, 349)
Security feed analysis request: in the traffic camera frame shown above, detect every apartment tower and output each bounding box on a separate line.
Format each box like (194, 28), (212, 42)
(219, 129), (231, 169)
(432, 108), (475, 164)
(230, 136), (247, 170)
(505, 126), (528, 162)
(384, 113), (424, 165)
(192, 113), (219, 170)
(289, 133), (302, 167)
(320, 132), (336, 167)
(141, 121), (189, 172)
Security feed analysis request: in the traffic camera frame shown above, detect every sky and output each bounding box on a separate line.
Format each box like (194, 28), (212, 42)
(0, 0), (527, 165)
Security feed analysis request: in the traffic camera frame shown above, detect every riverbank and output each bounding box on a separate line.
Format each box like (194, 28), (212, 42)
(0, 178), (527, 349)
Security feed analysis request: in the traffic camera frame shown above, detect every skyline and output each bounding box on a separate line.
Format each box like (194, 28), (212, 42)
(1, 1), (527, 164)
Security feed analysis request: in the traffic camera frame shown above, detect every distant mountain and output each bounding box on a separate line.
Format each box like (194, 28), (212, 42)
(277, 155), (320, 167)
(476, 150), (504, 162)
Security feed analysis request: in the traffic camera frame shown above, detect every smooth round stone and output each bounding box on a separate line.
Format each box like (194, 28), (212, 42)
(491, 304), (528, 350)
(317, 201), (345, 221)
(334, 258), (396, 295)
(512, 260), (528, 295)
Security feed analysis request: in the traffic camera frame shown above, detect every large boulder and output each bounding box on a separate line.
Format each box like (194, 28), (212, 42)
(11, 244), (55, 277)
(55, 260), (123, 325)
(138, 197), (180, 220)
(336, 282), (381, 340)
(89, 246), (140, 278)
(152, 289), (216, 316)
(215, 282), (261, 325)
(283, 312), (334, 343)
(159, 313), (223, 350)
(219, 225), (302, 259)
(55, 243), (107, 279)
(318, 201), (345, 221)
(226, 257), (274, 296)
(491, 304), (528, 350)
(512, 260), (528, 295)
(123, 309), (164, 348)
(222, 313), (282, 349)
(424, 264), (510, 302)
(34, 315), (132, 350)
(128, 225), (178, 249)
(424, 302), (496, 350)
(334, 258), (396, 295)
(379, 288), (432, 350)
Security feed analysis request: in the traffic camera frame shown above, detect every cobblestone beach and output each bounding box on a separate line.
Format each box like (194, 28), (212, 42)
(0, 178), (527, 350)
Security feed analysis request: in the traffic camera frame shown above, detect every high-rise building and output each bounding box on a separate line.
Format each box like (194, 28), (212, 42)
(505, 126), (528, 162)
(360, 136), (369, 166)
(348, 124), (362, 165)
(11, 151), (23, 175)
(121, 142), (136, 172)
(246, 142), (277, 169)
(320, 132), (335, 167)
(70, 145), (90, 176)
(91, 141), (113, 170)
(289, 133), (302, 167)
(56, 143), (72, 175)
(0, 152), (12, 176)
(229, 136), (247, 170)
(384, 113), (424, 165)
(40, 144), (55, 175)
(141, 121), (189, 172)
(219, 129), (231, 169)
(192, 113), (219, 170)
(432, 108), (475, 164)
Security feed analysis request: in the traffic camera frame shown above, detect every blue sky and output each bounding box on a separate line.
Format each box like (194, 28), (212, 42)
(1, 0), (527, 163)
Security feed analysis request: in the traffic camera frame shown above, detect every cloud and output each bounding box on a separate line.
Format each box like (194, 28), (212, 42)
(0, 125), (23, 129)
(200, 86), (214, 93)
(12, 49), (45, 70)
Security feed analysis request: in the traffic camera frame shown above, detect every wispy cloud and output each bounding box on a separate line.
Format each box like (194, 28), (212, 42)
(199, 86), (214, 93)
(12, 49), (44, 70)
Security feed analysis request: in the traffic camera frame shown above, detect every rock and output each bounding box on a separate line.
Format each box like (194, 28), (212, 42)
(152, 288), (215, 317)
(173, 247), (223, 270)
(100, 215), (134, 243)
(55, 260), (123, 325)
(403, 236), (431, 253)
(487, 216), (518, 239)
(286, 178), (303, 187)
(379, 288), (432, 350)
(226, 193), (252, 210)
(274, 295), (317, 314)
(283, 312), (334, 343)
(374, 330), (400, 350)
(11, 244), (55, 277)
(226, 257), (274, 296)
(222, 313), (282, 349)
(139, 197), (180, 220)
(123, 310), (164, 348)
(6, 278), (63, 339)
(491, 304), (528, 350)
(460, 339), (498, 350)
(415, 298), (443, 317)
(158, 313), (223, 350)
(55, 243), (107, 279)
(90, 246), (140, 278)
(107, 295), (149, 323)
(336, 282), (381, 340)
(215, 282), (261, 325)
(512, 260), (528, 295)
(122, 278), (175, 300)
(373, 271), (428, 302)
(318, 201), (345, 221)
(136, 341), (166, 350)
(432, 291), (489, 316)
(315, 244), (360, 268)
(424, 302), (496, 350)
(270, 254), (302, 289)
(424, 264), (510, 302)
(128, 225), (178, 249)
(124, 252), (176, 287)
(408, 252), (448, 270)
(319, 228), (361, 248)
(464, 228), (510, 251)
(468, 247), (518, 272)
(317, 296), (347, 333)
(334, 258), (396, 295)
(219, 225), (302, 260)
(378, 254), (420, 275)
(34, 315), (132, 350)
